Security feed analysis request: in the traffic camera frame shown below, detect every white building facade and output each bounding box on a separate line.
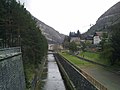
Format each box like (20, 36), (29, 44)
(93, 36), (101, 44)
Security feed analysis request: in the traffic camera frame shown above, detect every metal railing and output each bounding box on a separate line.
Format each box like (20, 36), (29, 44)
(79, 69), (107, 90)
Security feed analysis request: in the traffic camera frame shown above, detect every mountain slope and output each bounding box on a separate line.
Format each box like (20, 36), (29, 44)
(84, 1), (120, 36)
(34, 18), (65, 44)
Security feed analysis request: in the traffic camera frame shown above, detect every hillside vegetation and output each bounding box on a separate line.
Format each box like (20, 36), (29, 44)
(84, 1), (120, 36)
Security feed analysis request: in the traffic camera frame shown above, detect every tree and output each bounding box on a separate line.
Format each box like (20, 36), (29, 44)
(100, 32), (108, 50)
(1, 0), (48, 88)
(80, 41), (86, 51)
(100, 42), (113, 65)
(69, 41), (77, 53)
(101, 23), (120, 65)
(62, 36), (70, 49)
(110, 23), (120, 65)
(77, 30), (81, 38)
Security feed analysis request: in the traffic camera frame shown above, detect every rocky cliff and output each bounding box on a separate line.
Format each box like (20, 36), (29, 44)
(34, 18), (65, 44)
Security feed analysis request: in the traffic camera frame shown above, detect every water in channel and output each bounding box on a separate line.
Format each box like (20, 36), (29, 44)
(40, 53), (66, 90)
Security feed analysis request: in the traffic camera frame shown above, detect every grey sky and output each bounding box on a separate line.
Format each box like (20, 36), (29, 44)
(19, 0), (119, 35)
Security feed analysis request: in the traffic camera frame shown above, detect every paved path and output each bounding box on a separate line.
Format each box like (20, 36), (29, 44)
(74, 54), (120, 90)
(82, 66), (120, 90)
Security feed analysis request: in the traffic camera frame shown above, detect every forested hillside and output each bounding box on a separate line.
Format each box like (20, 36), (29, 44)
(0, 0), (48, 88)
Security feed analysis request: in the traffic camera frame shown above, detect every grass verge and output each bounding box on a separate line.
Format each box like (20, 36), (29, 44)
(24, 64), (35, 89)
(79, 51), (109, 65)
(59, 52), (95, 68)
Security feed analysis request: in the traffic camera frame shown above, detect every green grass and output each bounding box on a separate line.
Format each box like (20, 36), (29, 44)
(25, 66), (35, 81)
(80, 52), (100, 61)
(59, 52), (94, 68)
(79, 51), (108, 65)
(24, 64), (35, 89)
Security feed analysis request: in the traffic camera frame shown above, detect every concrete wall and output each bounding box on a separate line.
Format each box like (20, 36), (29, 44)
(0, 54), (26, 90)
(54, 53), (97, 90)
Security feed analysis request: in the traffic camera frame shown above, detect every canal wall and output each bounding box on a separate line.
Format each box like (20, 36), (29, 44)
(54, 53), (98, 90)
(0, 47), (26, 90)
(54, 54), (75, 90)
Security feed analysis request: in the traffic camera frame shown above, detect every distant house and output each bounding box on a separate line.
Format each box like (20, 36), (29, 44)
(48, 44), (63, 51)
(69, 30), (81, 44)
(48, 44), (54, 50)
(93, 32), (103, 44)
(85, 35), (93, 44)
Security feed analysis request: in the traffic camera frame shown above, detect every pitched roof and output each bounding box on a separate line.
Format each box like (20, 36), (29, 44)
(94, 32), (103, 37)
(85, 35), (93, 40)
(69, 30), (81, 38)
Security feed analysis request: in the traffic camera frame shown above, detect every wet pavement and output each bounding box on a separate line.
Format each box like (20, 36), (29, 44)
(40, 54), (66, 90)
(82, 66), (120, 90)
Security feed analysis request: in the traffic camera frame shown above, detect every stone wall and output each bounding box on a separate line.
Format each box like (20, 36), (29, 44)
(0, 54), (26, 90)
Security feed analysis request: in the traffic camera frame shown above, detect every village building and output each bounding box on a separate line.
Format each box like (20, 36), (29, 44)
(69, 30), (81, 44)
(85, 35), (93, 44)
(84, 32), (107, 45)
(93, 32), (103, 44)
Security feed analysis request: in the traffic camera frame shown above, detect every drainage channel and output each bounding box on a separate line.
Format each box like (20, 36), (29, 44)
(40, 53), (66, 90)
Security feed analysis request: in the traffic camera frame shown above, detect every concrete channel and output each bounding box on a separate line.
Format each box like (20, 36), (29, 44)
(40, 53), (66, 90)
(40, 52), (102, 90)
(54, 53), (99, 90)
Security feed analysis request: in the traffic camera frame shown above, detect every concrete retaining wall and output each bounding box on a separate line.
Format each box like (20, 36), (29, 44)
(54, 53), (97, 90)
(0, 53), (26, 90)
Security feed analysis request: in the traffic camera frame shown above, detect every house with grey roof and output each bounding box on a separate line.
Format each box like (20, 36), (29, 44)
(69, 30), (81, 44)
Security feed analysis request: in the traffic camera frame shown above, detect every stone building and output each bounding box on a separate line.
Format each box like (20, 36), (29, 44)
(69, 30), (81, 44)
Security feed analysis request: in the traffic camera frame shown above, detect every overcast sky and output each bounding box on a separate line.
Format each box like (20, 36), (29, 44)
(19, 0), (119, 35)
